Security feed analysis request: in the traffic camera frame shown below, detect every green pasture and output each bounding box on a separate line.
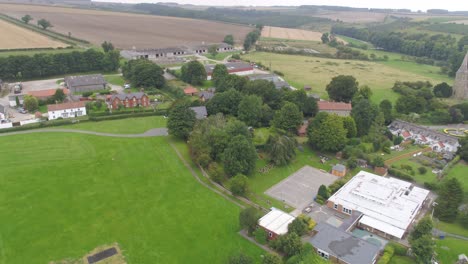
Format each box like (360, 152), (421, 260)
(60, 116), (167, 134)
(243, 52), (450, 104)
(104, 74), (126, 86)
(0, 133), (263, 263)
(0, 47), (84, 58)
(435, 237), (468, 264)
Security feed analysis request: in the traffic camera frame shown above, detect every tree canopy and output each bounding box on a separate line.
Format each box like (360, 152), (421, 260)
(122, 59), (165, 89)
(266, 135), (297, 166)
(434, 178), (464, 222)
(237, 95), (263, 127)
(223, 34), (235, 45)
(272, 102), (303, 132)
(229, 174), (249, 196)
(308, 113), (347, 152)
(239, 207), (261, 235)
(433, 82), (453, 98)
(167, 103), (196, 139)
(52, 89), (66, 103)
(223, 135), (257, 176)
(23, 95), (38, 112)
(21, 14), (32, 24)
(326, 75), (359, 103)
(37, 19), (52, 30)
(351, 98), (378, 136)
(181, 61), (207, 85)
(212, 64), (229, 88)
(101, 41), (115, 53)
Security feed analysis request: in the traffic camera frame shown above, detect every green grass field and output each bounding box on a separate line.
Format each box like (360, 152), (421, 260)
(105, 74), (126, 86)
(446, 163), (468, 198)
(388, 255), (415, 264)
(243, 52), (451, 104)
(435, 237), (468, 264)
(60, 116), (167, 134)
(0, 47), (84, 58)
(0, 133), (263, 263)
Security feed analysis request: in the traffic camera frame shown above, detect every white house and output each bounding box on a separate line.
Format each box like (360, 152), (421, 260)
(47, 101), (86, 120)
(8, 94), (24, 107)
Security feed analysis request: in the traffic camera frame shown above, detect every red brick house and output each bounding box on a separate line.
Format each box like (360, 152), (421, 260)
(107, 92), (149, 109)
(184, 86), (199, 96)
(258, 208), (295, 240)
(317, 101), (352, 116)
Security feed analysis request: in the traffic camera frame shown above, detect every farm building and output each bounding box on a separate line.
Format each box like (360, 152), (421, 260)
(247, 74), (291, 89)
(331, 164), (346, 177)
(27, 88), (70, 101)
(190, 43), (233, 54)
(388, 120), (459, 153)
(190, 106), (208, 120)
(8, 94), (24, 107)
(205, 62), (254, 80)
(258, 208), (295, 240)
(184, 86), (199, 96)
(327, 171), (430, 239)
(65, 74), (107, 93)
(107, 93), (149, 109)
(317, 101), (352, 116)
(120, 47), (187, 60)
(309, 223), (380, 264)
(47, 101), (87, 120)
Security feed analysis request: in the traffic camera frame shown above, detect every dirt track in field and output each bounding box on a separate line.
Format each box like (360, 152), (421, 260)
(0, 19), (67, 49)
(0, 4), (251, 49)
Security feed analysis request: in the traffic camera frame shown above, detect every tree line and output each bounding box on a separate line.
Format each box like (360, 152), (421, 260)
(331, 25), (468, 76)
(0, 49), (120, 81)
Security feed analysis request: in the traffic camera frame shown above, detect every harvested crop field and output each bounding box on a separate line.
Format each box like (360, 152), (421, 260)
(261, 26), (323, 41)
(0, 19), (67, 49)
(0, 4), (251, 49)
(311, 11), (387, 23)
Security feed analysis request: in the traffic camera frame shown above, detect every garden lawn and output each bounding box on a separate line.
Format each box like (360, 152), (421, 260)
(388, 256), (415, 264)
(248, 146), (339, 211)
(104, 74), (125, 86)
(435, 237), (468, 264)
(0, 133), (263, 263)
(243, 52), (451, 104)
(60, 116), (167, 134)
(437, 221), (468, 238)
(392, 158), (437, 185)
(446, 162), (468, 198)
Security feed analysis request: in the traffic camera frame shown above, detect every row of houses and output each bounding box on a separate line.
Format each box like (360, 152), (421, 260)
(388, 119), (459, 153)
(121, 43), (234, 60)
(258, 171), (430, 264)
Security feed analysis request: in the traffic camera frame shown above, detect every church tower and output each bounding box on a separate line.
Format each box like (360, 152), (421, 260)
(453, 52), (468, 99)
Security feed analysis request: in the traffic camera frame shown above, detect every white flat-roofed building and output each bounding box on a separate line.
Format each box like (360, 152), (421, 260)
(327, 171), (430, 239)
(258, 208), (295, 240)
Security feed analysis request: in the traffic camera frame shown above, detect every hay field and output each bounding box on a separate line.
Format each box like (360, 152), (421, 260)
(261, 26), (323, 41)
(0, 19), (67, 49)
(311, 11), (387, 23)
(0, 4), (251, 49)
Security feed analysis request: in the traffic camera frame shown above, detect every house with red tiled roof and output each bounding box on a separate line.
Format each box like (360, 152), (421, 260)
(47, 101), (86, 120)
(317, 101), (352, 116)
(27, 88), (69, 101)
(184, 86), (199, 96)
(401, 130), (411, 139)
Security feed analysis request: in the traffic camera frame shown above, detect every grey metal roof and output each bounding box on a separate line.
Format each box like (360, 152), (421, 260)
(65, 74), (106, 88)
(248, 74), (290, 89)
(333, 164), (346, 172)
(199, 91), (215, 100)
(309, 223), (380, 264)
(0, 104), (5, 114)
(388, 119), (458, 145)
(190, 106), (207, 120)
(110, 92), (146, 101)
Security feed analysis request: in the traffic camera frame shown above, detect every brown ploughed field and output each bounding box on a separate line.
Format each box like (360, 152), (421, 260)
(0, 4), (251, 49)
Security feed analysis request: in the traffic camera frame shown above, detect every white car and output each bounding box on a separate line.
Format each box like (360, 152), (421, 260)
(124, 84), (130, 89)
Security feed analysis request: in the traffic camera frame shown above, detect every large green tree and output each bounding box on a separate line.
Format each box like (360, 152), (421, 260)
(433, 82), (453, 98)
(288, 218), (308, 236)
(224, 34), (235, 45)
(459, 137), (468, 162)
(379, 99), (393, 125)
(37, 18), (52, 30)
(208, 45), (219, 57)
(216, 74), (247, 93)
(23, 95), (38, 112)
(434, 178), (464, 222)
(245, 80), (282, 109)
(206, 89), (243, 116)
(351, 98), (378, 136)
(342, 116), (357, 138)
(21, 14), (33, 24)
(167, 104), (196, 139)
(409, 217), (434, 264)
(237, 95), (263, 127)
(122, 59), (165, 89)
(262, 254), (282, 264)
(52, 89), (66, 103)
(181, 61), (207, 85)
(229, 174), (249, 196)
(223, 135), (257, 176)
(212, 64), (229, 88)
(101, 41), (115, 53)
(326, 75), (359, 103)
(272, 102), (303, 132)
(239, 207), (261, 235)
(266, 135), (297, 166)
(308, 113), (347, 152)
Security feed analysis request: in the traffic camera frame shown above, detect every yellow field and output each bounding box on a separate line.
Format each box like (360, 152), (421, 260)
(0, 19), (67, 49)
(261, 26), (347, 43)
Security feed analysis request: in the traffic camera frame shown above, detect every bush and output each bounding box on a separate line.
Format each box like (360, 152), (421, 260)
(253, 228), (267, 245)
(388, 168), (414, 181)
(208, 162), (225, 184)
(388, 242), (408, 256)
(418, 167), (427, 174)
(424, 182), (439, 191)
(229, 174), (249, 196)
(377, 244), (395, 264)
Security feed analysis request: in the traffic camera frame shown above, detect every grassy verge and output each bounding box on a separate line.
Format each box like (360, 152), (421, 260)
(60, 116), (167, 134)
(436, 221), (468, 238)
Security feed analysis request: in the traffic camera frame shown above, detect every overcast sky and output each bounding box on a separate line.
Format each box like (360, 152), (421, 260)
(103, 0), (468, 11)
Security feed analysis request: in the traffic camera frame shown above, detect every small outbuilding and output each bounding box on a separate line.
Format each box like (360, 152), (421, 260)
(258, 208), (295, 240)
(190, 106), (208, 120)
(331, 164), (346, 177)
(184, 86), (199, 96)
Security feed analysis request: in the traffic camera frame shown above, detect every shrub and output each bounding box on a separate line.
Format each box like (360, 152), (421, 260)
(424, 182), (439, 191)
(208, 162), (225, 184)
(388, 242), (408, 256)
(253, 228), (267, 245)
(229, 174), (249, 196)
(388, 168), (414, 181)
(418, 167), (427, 174)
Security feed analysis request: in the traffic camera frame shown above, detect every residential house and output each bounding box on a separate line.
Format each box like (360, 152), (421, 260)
(65, 74), (107, 93)
(107, 92), (149, 109)
(47, 101), (87, 120)
(205, 62), (254, 80)
(184, 86), (199, 96)
(309, 223), (380, 264)
(317, 101), (352, 116)
(247, 74), (291, 90)
(199, 90), (215, 102)
(258, 208), (295, 240)
(388, 120), (459, 153)
(191, 43), (233, 54)
(27, 88), (70, 101)
(331, 164), (346, 177)
(327, 171), (430, 239)
(8, 94), (24, 107)
(190, 106), (208, 120)
(297, 123), (308, 137)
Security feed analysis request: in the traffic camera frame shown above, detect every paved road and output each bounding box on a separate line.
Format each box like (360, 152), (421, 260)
(0, 128), (168, 138)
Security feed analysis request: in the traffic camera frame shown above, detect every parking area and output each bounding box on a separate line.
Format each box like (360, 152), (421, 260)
(265, 165), (339, 210)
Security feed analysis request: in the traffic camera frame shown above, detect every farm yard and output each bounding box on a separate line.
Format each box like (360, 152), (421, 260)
(0, 18), (67, 49)
(0, 4), (251, 49)
(243, 52), (450, 103)
(0, 131), (264, 263)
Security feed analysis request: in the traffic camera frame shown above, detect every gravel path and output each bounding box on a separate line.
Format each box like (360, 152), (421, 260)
(0, 128), (168, 138)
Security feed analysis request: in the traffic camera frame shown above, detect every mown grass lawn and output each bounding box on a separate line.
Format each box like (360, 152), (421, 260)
(435, 237), (468, 264)
(388, 255), (416, 264)
(437, 221), (468, 238)
(243, 52), (451, 104)
(0, 133), (263, 263)
(61, 116), (167, 134)
(392, 158), (437, 185)
(446, 162), (468, 198)
(104, 74), (125, 86)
